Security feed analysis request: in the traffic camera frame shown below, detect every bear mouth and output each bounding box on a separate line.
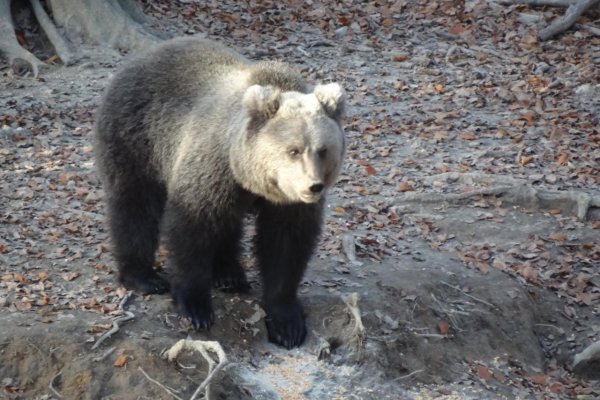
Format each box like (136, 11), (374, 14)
(299, 192), (322, 203)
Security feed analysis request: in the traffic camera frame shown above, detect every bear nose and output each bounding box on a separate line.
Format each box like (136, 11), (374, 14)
(309, 183), (324, 193)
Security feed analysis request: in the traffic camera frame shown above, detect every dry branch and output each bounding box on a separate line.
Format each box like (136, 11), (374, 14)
(440, 281), (498, 310)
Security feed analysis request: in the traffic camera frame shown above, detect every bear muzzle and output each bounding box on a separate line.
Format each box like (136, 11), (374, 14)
(298, 181), (325, 203)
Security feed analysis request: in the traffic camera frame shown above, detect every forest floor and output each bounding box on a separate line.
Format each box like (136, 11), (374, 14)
(1, 0), (599, 399)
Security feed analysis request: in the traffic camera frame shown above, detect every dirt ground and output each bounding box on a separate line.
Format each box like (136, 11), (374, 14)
(1, 1), (599, 399)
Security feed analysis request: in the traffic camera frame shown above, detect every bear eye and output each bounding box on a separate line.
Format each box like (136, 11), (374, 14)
(288, 148), (301, 158)
(317, 148), (328, 158)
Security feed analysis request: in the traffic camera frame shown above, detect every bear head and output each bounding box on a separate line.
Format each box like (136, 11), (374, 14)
(232, 83), (346, 204)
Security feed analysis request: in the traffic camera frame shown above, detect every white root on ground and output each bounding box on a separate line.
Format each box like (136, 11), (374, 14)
(341, 292), (366, 355)
(162, 339), (229, 400)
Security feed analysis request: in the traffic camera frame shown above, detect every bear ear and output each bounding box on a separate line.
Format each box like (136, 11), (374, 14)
(242, 85), (281, 122)
(314, 83), (345, 120)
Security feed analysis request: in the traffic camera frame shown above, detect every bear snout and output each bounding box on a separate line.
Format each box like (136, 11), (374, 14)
(309, 182), (324, 193)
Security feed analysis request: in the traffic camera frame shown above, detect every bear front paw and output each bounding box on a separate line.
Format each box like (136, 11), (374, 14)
(119, 269), (170, 294)
(172, 285), (214, 330)
(264, 301), (307, 349)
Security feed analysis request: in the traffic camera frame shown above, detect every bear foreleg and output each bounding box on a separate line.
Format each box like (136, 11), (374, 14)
(255, 200), (324, 349)
(212, 220), (250, 293)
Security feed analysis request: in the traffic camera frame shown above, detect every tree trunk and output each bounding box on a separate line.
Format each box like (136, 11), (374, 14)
(0, 0), (163, 77)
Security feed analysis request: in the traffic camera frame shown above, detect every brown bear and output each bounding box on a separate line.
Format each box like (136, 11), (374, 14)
(94, 37), (346, 348)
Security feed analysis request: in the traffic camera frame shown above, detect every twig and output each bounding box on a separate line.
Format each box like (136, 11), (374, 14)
(49, 369), (63, 398)
(91, 291), (135, 350)
(415, 333), (451, 339)
(163, 339), (229, 400)
(139, 366), (183, 400)
(297, 46), (311, 57)
(92, 346), (116, 362)
(440, 281), (498, 309)
(394, 368), (425, 381)
(534, 323), (563, 331)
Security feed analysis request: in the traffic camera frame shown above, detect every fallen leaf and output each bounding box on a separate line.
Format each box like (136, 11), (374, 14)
(521, 111), (536, 125)
(530, 374), (548, 385)
(114, 355), (128, 368)
(365, 165), (377, 175)
(557, 152), (569, 166)
(549, 233), (566, 241)
(476, 364), (491, 380)
(398, 182), (413, 192)
(549, 382), (564, 393)
(62, 272), (81, 282)
(459, 132), (476, 140)
(475, 261), (489, 274)
(438, 321), (450, 334)
(521, 267), (538, 283)
(449, 24), (464, 35)
(519, 155), (534, 166)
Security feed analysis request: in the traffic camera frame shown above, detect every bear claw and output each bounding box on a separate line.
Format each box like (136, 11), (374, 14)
(264, 302), (307, 349)
(213, 276), (250, 293)
(172, 284), (214, 331)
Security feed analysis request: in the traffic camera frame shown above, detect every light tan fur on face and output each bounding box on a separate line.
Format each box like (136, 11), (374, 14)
(232, 85), (345, 204)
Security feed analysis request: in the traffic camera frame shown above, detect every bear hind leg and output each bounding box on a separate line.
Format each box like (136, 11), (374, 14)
(165, 201), (217, 330)
(107, 179), (169, 294)
(212, 220), (250, 293)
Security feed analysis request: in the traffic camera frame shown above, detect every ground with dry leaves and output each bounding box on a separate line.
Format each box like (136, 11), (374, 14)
(1, 1), (599, 399)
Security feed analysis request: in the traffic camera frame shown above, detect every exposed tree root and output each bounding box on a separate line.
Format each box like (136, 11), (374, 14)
(573, 341), (600, 380)
(0, 0), (162, 76)
(163, 339), (228, 400)
(91, 290), (134, 350)
(30, 0), (73, 65)
(341, 292), (366, 357)
(0, 0), (45, 76)
(538, 0), (600, 40)
(496, 0), (600, 40)
(47, 0), (161, 50)
(393, 172), (600, 221)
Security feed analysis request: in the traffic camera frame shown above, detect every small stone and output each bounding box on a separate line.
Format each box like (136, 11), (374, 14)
(545, 174), (557, 184)
(334, 26), (348, 38)
(529, 174), (544, 182)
